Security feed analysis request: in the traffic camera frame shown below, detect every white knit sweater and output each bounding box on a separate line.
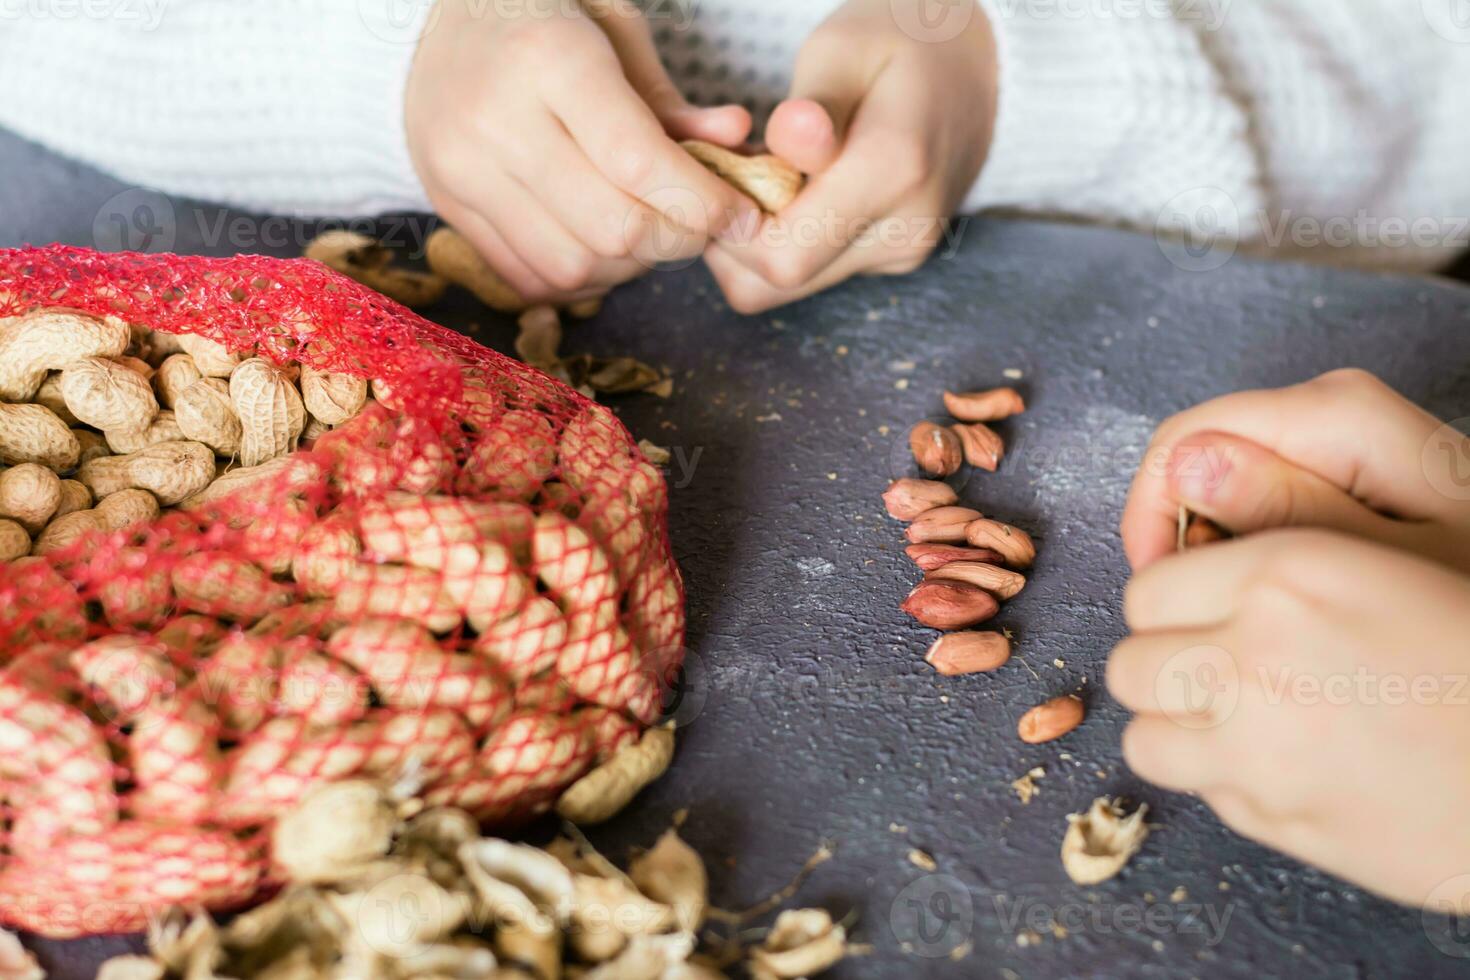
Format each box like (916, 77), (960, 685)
(2, 0), (1468, 271)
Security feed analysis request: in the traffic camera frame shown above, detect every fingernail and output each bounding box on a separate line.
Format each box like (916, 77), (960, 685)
(1170, 442), (1233, 502)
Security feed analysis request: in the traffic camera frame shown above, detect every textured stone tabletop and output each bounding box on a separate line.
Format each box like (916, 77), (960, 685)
(5, 127), (1470, 978)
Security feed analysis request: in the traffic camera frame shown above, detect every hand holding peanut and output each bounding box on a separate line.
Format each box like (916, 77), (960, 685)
(404, 0), (760, 304)
(1121, 369), (1470, 575)
(702, 0), (999, 313)
(1109, 529), (1470, 908)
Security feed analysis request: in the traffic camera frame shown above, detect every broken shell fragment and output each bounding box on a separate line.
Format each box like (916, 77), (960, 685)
(748, 908), (849, 979)
(327, 867), (468, 957)
(1061, 797), (1150, 885)
(629, 829), (708, 932)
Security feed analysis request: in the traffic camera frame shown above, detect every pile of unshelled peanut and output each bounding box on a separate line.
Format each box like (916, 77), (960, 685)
(94, 780), (852, 980)
(0, 300), (686, 936)
(0, 309), (678, 721)
(0, 306), (393, 559)
(885, 387), (1084, 745)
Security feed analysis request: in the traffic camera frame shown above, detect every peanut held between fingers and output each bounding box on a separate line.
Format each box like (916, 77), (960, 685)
(925, 632), (1011, 676)
(965, 518), (1037, 568)
(943, 386), (1026, 422)
(909, 422), (963, 477)
(1018, 695), (1084, 744)
(567, 296), (603, 319)
(905, 506), (983, 545)
(681, 139), (804, 214)
(1184, 514), (1227, 548)
(900, 579), (1000, 630)
(882, 478), (959, 521)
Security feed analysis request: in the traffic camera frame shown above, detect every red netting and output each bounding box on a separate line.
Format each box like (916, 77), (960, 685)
(0, 245), (684, 938)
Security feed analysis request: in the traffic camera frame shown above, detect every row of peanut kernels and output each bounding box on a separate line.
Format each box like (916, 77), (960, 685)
(886, 387), (1084, 745)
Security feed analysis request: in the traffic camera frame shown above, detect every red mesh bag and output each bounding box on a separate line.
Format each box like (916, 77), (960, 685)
(0, 245), (684, 938)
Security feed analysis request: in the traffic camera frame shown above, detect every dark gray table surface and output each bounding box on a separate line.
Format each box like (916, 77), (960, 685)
(5, 128), (1470, 979)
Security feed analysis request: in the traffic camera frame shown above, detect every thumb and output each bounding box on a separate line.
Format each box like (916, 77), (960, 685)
(1168, 431), (1404, 545)
(590, 0), (752, 145)
(766, 41), (872, 173)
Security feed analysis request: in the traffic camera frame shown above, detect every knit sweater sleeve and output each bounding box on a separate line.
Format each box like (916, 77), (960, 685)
(3, 1), (1468, 271)
(0, 0), (435, 217)
(967, 0), (1470, 270)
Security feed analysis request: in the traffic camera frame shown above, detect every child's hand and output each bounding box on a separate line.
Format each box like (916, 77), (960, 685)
(1109, 529), (1470, 907)
(703, 0), (998, 313)
(1121, 369), (1470, 575)
(406, 0), (762, 303)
